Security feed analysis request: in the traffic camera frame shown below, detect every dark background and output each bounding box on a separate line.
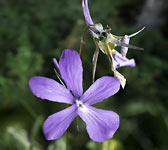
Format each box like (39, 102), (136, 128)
(0, 0), (168, 149)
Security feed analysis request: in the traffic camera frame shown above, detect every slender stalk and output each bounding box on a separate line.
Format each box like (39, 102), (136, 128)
(79, 25), (91, 60)
(20, 99), (37, 119)
(65, 131), (69, 150)
(98, 142), (102, 150)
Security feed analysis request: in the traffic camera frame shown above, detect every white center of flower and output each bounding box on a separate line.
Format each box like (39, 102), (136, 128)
(75, 100), (88, 113)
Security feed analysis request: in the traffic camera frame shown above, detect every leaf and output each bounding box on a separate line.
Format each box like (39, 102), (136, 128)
(6, 126), (31, 150)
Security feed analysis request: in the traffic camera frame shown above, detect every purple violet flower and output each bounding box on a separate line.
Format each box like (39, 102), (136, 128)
(29, 49), (120, 142)
(82, 0), (144, 54)
(82, 0), (144, 88)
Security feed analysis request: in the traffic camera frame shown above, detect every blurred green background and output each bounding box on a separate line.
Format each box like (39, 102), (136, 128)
(0, 0), (168, 149)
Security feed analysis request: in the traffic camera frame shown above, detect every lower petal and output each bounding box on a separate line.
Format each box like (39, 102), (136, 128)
(78, 105), (119, 142)
(43, 105), (77, 140)
(112, 50), (136, 68)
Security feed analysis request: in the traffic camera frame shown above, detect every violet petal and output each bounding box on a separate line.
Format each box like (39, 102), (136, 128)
(78, 105), (119, 142)
(112, 50), (136, 68)
(80, 76), (120, 105)
(29, 76), (74, 104)
(120, 35), (130, 57)
(82, 0), (94, 26)
(59, 49), (83, 98)
(43, 104), (78, 140)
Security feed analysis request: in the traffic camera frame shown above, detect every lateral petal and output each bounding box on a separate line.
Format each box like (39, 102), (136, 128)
(80, 76), (120, 105)
(43, 105), (78, 140)
(29, 76), (74, 104)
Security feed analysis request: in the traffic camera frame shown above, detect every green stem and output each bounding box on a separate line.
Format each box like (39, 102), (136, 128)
(98, 142), (103, 150)
(79, 25), (91, 60)
(65, 131), (69, 150)
(20, 100), (37, 119)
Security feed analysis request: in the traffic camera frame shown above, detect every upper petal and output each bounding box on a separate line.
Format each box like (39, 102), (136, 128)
(78, 105), (119, 142)
(112, 50), (136, 68)
(43, 104), (78, 140)
(80, 76), (120, 105)
(82, 0), (94, 26)
(59, 49), (83, 98)
(121, 27), (145, 57)
(120, 35), (130, 57)
(29, 76), (74, 104)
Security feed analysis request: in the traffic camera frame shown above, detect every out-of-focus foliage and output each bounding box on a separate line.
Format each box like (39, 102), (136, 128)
(0, 0), (168, 149)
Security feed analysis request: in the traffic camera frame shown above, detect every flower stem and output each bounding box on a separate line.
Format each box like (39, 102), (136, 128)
(65, 131), (69, 150)
(20, 99), (37, 119)
(79, 25), (91, 60)
(98, 142), (103, 150)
